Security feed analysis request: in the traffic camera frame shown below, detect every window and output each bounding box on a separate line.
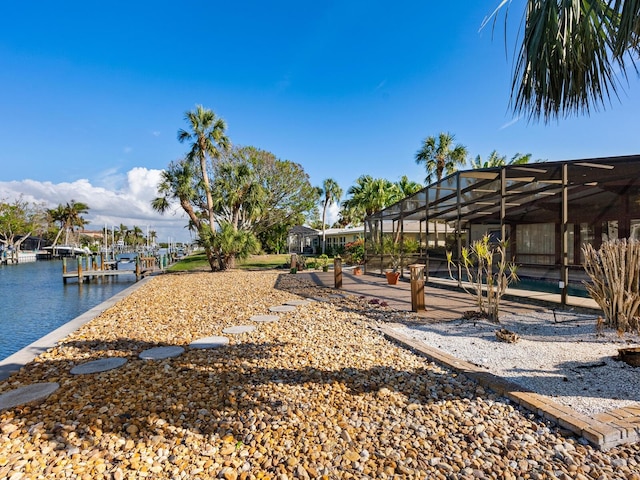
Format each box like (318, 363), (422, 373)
(517, 223), (555, 265)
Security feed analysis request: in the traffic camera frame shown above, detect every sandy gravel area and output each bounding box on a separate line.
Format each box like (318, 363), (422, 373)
(0, 271), (638, 479)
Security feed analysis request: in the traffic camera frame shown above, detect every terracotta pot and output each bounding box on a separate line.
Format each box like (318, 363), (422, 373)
(386, 271), (400, 285)
(353, 267), (363, 275)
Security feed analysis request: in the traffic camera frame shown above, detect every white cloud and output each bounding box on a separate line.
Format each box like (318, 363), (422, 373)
(151, 131), (161, 137)
(123, 146), (133, 154)
(326, 201), (341, 226)
(0, 168), (192, 242)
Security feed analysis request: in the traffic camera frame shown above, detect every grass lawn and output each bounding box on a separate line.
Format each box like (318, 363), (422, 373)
(167, 253), (290, 272)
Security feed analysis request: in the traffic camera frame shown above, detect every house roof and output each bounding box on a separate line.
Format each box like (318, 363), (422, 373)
(288, 225), (319, 236)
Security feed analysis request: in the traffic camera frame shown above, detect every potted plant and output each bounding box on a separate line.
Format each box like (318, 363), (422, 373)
(385, 255), (400, 285)
(318, 254), (330, 272)
(344, 239), (365, 275)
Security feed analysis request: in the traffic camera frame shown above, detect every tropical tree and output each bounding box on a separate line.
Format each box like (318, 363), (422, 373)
(395, 175), (423, 197)
(211, 222), (260, 270)
(415, 132), (468, 184)
(319, 178), (343, 254)
(130, 226), (144, 248)
(212, 156), (264, 231)
(154, 142), (318, 266)
(341, 175), (403, 228)
(178, 105), (231, 232)
(152, 159), (222, 269)
(48, 200), (90, 247)
(0, 197), (43, 251)
(239, 147), (319, 251)
(493, 0), (640, 121)
(470, 151), (532, 169)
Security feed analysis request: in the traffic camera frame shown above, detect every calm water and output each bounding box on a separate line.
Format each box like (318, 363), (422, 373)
(0, 259), (135, 360)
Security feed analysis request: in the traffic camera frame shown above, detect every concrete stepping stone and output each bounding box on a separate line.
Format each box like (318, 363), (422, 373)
(0, 382), (59, 410)
(139, 346), (185, 360)
(284, 299), (311, 306)
(189, 336), (229, 349)
(269, 305), (297, 313)
(222, 325), (256, 334)
(329, 294), (346, 299)
(71, 357), (127, 375)
(250, 314), (279, 323)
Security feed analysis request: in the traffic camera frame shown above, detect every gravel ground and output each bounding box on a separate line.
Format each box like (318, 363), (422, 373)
(0, 271), (638, 479)
(392, 309), (640, 417)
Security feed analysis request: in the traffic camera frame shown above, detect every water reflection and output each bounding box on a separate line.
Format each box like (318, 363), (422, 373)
(0, 259), (135, 360)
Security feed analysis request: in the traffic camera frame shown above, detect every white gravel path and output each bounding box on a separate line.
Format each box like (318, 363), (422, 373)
(393, 308), (640, 417)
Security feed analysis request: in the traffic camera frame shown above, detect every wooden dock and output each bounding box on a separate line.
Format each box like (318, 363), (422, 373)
(62, 255), (159, 283)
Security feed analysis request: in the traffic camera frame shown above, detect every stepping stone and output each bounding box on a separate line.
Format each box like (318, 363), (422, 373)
(71, 357), (127, 375)
(284, 300), (311, 306)
(0, 382), (59, 410)
(250, 315), (279, 323)
(189, 336), (229, 349)
(329, 294), (345, 299)
(139, 346), (185, 360)
(222, 325), (256, 334)
(269, 305), (297, 313)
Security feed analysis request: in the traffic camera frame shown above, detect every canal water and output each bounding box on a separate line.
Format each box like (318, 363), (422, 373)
(0, 260), (136, 361)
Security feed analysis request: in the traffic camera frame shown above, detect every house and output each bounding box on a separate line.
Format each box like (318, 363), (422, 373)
(287, 226), (364, 254)
(366, 154), (640, 304)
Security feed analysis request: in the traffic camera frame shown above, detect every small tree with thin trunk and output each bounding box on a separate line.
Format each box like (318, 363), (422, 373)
(447, 235), (519, 323)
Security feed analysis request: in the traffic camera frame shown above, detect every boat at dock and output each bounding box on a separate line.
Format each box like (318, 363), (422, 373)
(37, 245), (89, 259)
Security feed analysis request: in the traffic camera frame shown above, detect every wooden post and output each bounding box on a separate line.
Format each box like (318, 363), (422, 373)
(290, 254), (297, 270)
(334, 257), (343, 289)
(135, 256), (141, 280)
(100, 253), (105, 271)
(77, 257), (83, 283)
(409, 264), (425, 312)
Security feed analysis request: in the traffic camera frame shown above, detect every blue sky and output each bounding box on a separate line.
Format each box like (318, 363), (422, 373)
(1, 1), (639, 242)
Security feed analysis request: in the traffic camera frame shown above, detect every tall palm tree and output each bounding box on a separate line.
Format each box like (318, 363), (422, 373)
(319, 178), (343, 254)
(178, 105), (231, 232)
(495, 0), (640, 121)
(414, 132), (468, 184)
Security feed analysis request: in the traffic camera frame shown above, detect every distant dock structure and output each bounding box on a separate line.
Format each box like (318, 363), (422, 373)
(62, 254), (161, 283)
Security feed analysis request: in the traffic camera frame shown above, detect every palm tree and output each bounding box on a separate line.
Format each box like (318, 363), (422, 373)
(212, 160), (264, 231)
(341, 176), (401, 232)
(319, 178), (343, 254)
(131, 225), (144, 248)
(395, 175), (422, 197)
(48, 201), (89, 247)
(178, 105), (231, 233)
(152, 159), (220, 270)
(414, 132), (468, 184)
(212, 222), (260, 270)
(495, 1), (640, 121)
(471, 151), (532, 169)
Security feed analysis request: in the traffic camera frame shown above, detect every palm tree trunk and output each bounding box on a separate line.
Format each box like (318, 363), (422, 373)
(321, 201), (328, 254)
(199, 151), (216, 232)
